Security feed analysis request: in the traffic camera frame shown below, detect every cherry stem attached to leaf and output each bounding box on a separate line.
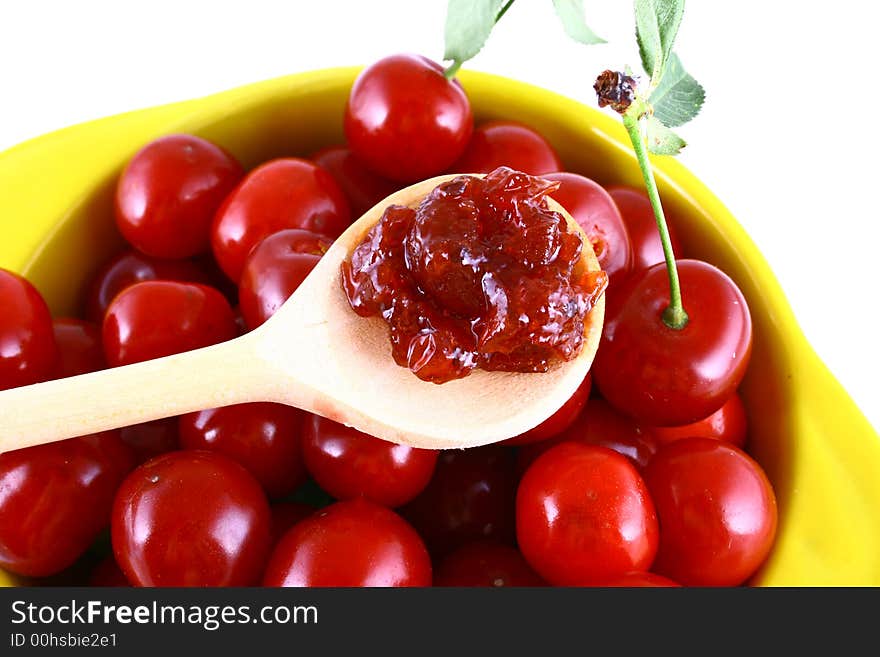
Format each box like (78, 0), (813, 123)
(443, 60), (463, 80)
(595, 70), (688, 329)
(621, 111), (689, 330)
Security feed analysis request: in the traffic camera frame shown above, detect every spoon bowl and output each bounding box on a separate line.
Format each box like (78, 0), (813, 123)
(0, 174), (603, 452)
(256, 174), (604, 449)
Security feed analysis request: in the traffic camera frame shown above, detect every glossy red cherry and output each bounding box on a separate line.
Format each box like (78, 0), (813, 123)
(179, 403), (307, 499)
(650, 392), (748, 448)
(89, 556), (131, 587)
(115, 134), (244, 259)
(451, 121), (562, 175)
(516, 442), (658, 585)
(211, 158), (350, 281)
(401, 446), (517, 557)
(518, 398), (658, 473)
(594, 259), (752, 426)
(51, 318), (104, 378)
(0, 268), (56, 390)
(644, 439), (777, 586)
(119, 418), (180, 465)
(102, 281), (236, 367)
(502, 373), (591, 445)
(544, 173), (633, 286)
(345, 54), (473, 182)
(607, 186), (683, 273)
(302, 414), (438, 507)
(238, 229), (326, 329)
(263, 499), (431, 587)
(0, 432), (133, 577)
(311, 145), (398, 217)
(84, 249), (209, 323)
(434, 541), (545, 587)
(112, 450), (271, 586)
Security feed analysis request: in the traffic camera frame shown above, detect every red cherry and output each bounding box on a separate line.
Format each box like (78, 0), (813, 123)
(0, 268), (56, 390)
(607, 186), (683, 273)
(599, 572), (681, 587)
(644, 439), (777, 586)
(0, 432), (133, 577)
(502, 373), (591, 445)
(269, 502), (316, 546)
(84, 249), (209, 324)
(345, 54), (473, 182)
(650, 392), (748, 448)
(112, 450), (271, 586)
(115, 134), (244, 259)
(89, 556), (131, 587)
(434, 541), (545, 587)
(119, 418), (180, 465)
(451, 121), (561, 175)
(102, 281), (236, 367)
(238, 229), (326, 329)
(518, 398), (658, 473)
(179, 403), (307, 499)
(594, 259), (752, 426)
(516, 442), (658, 585)
(51, 318), (104, 378)
(263, 499), (431, 587)
(401, 446), (517, 557)
(211, 158), (350, 281)
(311, 145), (398, 217)
(302, 414), (438, 507)
(544, 173), (633, 286)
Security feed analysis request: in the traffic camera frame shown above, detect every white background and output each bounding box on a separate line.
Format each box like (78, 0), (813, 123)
(1, 1), (877, 429)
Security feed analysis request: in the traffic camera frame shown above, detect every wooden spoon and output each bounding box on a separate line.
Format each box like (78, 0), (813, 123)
(0, 174), (604, 452)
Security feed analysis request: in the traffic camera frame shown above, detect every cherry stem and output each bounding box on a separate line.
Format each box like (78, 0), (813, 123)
(622, 113), (689, 330)
(495, 0), (516, 22)
(443, 60), (463, 80)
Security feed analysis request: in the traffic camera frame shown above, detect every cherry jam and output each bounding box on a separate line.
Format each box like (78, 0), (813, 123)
(342, 167), (607, 383)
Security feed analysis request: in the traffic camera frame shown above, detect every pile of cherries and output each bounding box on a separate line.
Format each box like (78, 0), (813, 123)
(0, 54), (776, 587)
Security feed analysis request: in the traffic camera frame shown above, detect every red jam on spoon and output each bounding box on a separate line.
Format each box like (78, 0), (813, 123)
(342, 167), (607, 384)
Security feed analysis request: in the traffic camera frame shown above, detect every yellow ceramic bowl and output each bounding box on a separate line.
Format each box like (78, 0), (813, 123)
(0, 68), (878, 586)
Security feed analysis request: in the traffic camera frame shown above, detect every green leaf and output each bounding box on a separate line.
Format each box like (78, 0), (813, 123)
(649, 53), (705, 127)
(645, 115), (686, 155)
(635, 0), (684, 84)
(552, 0), (606, 45)
(444, 0), (508, 66)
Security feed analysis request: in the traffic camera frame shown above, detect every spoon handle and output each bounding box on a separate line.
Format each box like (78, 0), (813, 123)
(0, 335), (265, 453)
